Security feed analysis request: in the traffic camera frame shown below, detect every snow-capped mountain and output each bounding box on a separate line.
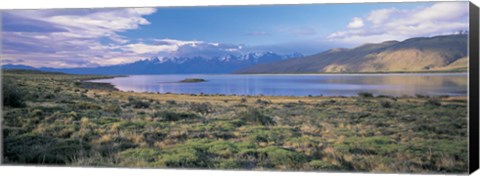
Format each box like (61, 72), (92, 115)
(140, 51), (303, 64)
(3, 52), (304, 75)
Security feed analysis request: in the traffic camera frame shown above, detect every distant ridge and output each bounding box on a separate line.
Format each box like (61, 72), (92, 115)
(237, 34), (468, 73)
(1, 64), (37, 71)
(2, 34), (468, 75)
(2, 52), (303, 75)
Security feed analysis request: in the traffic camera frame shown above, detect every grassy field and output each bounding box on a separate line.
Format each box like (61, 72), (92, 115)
(1, 70), (468, 173)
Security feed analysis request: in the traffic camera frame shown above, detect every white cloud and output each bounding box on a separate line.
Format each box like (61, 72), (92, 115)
(367, 8), (397, 25)
(120, 43), (179, 54)
(414, 2), (467, 22)
(115, 39), (218, 55)
(328, 2), (469, 45)
(10, 8), (157, 42)
(102, 57), (140, 65)
(1, 8), (249, 68)
(2, 8), (161, 68)
(2, 8), (250, 68)
(347, 17), (364, 28)
(155, 39), (203, 46)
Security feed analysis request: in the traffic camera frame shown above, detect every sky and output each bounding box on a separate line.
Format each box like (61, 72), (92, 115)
(1, 1), (470, 68)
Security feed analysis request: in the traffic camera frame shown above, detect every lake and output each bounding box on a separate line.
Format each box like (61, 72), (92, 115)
(88, 73), (468, 97)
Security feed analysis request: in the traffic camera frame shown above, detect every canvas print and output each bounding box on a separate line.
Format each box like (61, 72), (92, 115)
(1, 1), (472, 174)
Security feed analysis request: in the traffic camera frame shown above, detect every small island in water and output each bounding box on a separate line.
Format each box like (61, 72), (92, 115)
(179, 78), (207, 83)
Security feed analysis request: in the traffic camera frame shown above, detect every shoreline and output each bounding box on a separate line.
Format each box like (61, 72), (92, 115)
(84, 82), (468, 105)
(84, 79), (468, 99)
(82, 71), (468, 77)
(83, 75), (468, 99)
(113, 89), (468, 99)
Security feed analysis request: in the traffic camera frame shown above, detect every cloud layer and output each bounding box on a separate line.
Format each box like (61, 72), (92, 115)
(2, 8), (246, 68)
(328, 2), (469, 45)
(1, 2), (470, 68)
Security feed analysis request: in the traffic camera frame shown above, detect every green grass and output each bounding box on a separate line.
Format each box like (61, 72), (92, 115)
(1, 69), (469, 173)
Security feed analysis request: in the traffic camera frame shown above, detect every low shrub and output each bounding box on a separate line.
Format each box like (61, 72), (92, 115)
(143, 132), (167, 147)
(156, 144), (210, 168)
(258, 146), (306, 169)
(77, 101), (101, 110)
(207, 141), (239, 158)
(213, 159), (242, 169)
(154, 111), (201, 121)
(117, 148), (162, 165)
(127, 97), (150, 109)
(378, 100), (392, 108)
(103, 103), (122, 114)
(2, 79), (26, 107)
(425, 98), (441, 106)
(3, 133), (88, 164)
(376, 95), (391, 98)
(240, 98), (247, 103)
(96, 137), (138, 156)
(309, 160), (340, 170)
(44, 93), (56, 99)
(238, 108), (275, 126)
(256, 99), (271, 105)
(166, 100), (176, 105)
(283, 102), (297, 108)
(358, 92), (373, 98)
(416, 94), (430, 98)
(188, 102), (212, 114)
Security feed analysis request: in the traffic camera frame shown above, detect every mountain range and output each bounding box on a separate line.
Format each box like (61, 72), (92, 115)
(2, 52), (303, 74)
(237, 34), (468, 73)
(2, 34), (468, 74)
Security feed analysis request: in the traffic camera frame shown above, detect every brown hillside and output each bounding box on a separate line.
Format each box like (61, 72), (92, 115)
(237, 34), (468, 73)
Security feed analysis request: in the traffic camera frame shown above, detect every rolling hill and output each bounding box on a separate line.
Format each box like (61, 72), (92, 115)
(237, 34), (468, 73)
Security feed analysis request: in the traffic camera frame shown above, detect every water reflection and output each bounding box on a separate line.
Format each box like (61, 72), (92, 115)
(89, 73), (467, 96)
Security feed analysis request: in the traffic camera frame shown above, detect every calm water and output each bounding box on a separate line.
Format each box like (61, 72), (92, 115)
(89, 73), (468, 97)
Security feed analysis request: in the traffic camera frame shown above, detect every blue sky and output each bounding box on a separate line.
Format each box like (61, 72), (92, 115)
(1, 1), (469, 68)
(122, 3), (431, 45)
